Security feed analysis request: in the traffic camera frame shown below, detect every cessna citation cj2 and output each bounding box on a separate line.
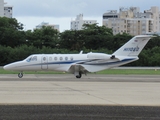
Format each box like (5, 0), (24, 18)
(3, 35), (153, 78)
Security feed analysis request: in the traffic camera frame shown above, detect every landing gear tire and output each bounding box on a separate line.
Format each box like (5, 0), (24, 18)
(76, 72), (82, 78)
(18, 72), (23, 78)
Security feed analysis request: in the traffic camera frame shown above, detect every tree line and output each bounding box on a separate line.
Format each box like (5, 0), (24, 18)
(0, 17), (160, 66)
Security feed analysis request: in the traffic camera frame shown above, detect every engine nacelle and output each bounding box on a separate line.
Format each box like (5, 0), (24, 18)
(87, 53), (111, 59)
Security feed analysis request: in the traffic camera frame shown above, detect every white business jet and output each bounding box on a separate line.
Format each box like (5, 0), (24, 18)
(3, 35), (153, 78)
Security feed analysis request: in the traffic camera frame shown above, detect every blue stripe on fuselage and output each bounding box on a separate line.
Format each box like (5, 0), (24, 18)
(17, 58), (136, 68)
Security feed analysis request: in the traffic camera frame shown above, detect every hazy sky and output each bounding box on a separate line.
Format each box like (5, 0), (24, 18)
(7, 0), (160, 32)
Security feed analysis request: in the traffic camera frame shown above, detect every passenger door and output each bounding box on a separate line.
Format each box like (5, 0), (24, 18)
(41, 56), (48, 70)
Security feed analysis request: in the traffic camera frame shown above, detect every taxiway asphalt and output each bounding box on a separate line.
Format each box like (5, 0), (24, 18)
(0, 74), (160, 119)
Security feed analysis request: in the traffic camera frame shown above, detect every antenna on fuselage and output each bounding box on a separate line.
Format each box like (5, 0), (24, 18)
(79, 50), (83, 54)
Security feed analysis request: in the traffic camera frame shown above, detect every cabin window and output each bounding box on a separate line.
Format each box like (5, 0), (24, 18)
(54, 57), (57, 61)
(70, 56), (73, 60)
(65, 57), (68, 61)
(49, 57), (52, 61)
(60, 57), (63, 61)
(43, 57), (46, 61)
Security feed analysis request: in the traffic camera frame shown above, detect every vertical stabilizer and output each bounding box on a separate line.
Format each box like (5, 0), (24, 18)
(113, 35), (153, 56)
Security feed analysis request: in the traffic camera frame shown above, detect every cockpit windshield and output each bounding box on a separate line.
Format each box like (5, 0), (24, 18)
(25, 55), (37, 62)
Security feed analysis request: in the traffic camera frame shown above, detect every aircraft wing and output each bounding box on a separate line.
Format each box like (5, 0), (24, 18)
(67, 58), (110, 74)
(68, 64), (89, 75)
(67, 56), (138, 74)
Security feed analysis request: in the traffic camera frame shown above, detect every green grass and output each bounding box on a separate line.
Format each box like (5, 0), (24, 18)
(0, 68), (64, 74)
(0, 68), (160, 75)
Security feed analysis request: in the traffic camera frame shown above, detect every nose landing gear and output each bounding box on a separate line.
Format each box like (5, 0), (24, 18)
(18, 72), (23, 78)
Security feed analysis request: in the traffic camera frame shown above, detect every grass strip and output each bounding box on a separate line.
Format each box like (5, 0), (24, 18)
(0, 68), (160, 75)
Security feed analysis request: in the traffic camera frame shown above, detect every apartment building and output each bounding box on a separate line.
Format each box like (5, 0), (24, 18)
(103, 6), (159, 35)
(4, 4), (13, 18)
(0, 0), (13, 18)
(36, 22), (60, 31)
(0, 0), (4, 16)
(71, 14), (97, 30)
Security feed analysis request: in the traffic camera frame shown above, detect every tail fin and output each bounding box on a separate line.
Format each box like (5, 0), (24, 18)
(113, 35), (153, 56)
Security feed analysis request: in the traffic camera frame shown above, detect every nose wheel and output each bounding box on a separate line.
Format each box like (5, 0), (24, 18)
(18, 72), (23, 78)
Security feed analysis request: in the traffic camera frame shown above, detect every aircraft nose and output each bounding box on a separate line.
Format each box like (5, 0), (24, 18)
(3, 61), (24, 71)
(3, 64), (14, 71)
(3, 65), (10, 70)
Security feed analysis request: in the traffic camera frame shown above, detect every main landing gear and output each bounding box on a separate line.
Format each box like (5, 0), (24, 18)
(76, 72), (82, 78)
(18, 72), (23, 78)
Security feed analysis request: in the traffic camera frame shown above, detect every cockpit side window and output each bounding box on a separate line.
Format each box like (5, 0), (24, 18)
(32, 56), (37, 61)
(26, 57), (32, 62)
(26, 56), (37, 62)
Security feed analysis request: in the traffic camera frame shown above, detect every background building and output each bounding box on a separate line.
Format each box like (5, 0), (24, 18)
(4, 3), (13, 18)
(71, 14), (97, 30)
(0, 0), (4, 16)
(36, 22), (60, 31)
(0, 0), (13, 18)
(103, 6), (160, 35)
